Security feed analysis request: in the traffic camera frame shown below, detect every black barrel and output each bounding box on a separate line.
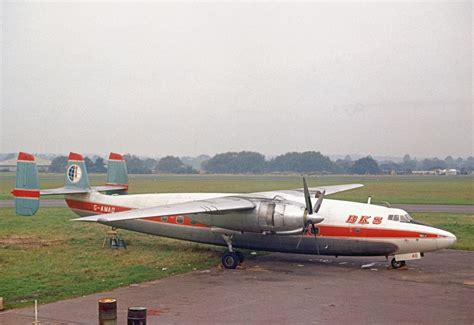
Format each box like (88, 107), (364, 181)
(128, 307), (147, 325)
(98, 298), (117, 325)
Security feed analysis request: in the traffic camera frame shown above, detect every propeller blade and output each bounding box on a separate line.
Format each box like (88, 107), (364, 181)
(313, 190), (325, 213)
(296, 232), (304, 249)
(303, 177), (313, 215)
(296, 224), (308, 249)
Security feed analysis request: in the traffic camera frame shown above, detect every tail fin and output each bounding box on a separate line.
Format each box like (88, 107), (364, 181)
(105, 152), (128, 194)
(12, 151), (128, 216)
(65, 152), (90, 189)
(11, 152), (40, 216)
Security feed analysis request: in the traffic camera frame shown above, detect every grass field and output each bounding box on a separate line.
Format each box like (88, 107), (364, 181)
(0, 207), (472, 309)
(1, 173), (473, 205)
(0, 208), (223, 309)
(412, 213), (474, 251)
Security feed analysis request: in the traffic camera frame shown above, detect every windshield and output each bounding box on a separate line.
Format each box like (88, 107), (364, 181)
(388, 213), (413, 223)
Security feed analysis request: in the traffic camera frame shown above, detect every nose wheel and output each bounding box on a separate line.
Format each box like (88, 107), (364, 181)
(391, 258), (406, 269)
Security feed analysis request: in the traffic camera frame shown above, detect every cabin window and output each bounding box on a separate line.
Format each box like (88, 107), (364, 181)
(176, 216), (184, 224)
(161, 216), (168, 222)
(393, 215), (399, 221)
(388, 215), (394, 220)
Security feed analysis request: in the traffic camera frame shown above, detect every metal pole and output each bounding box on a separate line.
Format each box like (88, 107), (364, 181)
(127, 307), (147, 325)
(98, 298), (117, 325)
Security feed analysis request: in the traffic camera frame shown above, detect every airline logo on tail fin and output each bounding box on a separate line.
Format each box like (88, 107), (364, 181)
(67, 164), (82, 183)
(65, 152), (90, 189)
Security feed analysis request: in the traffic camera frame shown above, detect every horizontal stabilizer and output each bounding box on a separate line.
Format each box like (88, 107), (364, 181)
(92, 185), (129, 192)
(40, 187), (90, 195)
(39, 186), (128, 196)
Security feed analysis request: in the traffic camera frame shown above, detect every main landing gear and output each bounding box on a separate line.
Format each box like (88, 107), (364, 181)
(391, 258), (406, 269)
(221, 234), (245, 269)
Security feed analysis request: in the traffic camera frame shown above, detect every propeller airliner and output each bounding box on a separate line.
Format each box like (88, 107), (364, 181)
(12, 152), (457, 269)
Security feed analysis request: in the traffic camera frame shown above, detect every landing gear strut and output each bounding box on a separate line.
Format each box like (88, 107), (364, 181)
(391, 258), (406, 269)
(220, 234), (244, 269)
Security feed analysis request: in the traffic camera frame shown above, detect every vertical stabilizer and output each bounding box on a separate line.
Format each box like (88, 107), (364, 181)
(106, 152), (128, 193)
(65, 152), (90, 189)
(11, 152), (40, 216)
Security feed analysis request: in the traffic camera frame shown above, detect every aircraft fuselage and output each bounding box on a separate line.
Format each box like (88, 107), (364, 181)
(65, 191), (456, 257)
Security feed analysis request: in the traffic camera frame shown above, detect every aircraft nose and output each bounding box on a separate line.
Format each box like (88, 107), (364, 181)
(437, 229), (457, 249)
(447, 232), (457, 246)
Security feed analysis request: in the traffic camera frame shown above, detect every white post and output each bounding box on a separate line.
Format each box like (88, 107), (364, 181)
(32, 299), (40, 325)
(367, 196), (372, 204)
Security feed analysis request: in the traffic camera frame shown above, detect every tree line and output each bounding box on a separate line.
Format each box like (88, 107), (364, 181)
(46, 151), (474, 175)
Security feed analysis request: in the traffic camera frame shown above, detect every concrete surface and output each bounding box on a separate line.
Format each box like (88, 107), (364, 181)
(1, 250), (473, 325)
(1, 199), (473, 213)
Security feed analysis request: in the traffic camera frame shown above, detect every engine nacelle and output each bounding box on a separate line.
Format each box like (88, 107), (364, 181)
(192, 200), (306, 234)
(255, 201), (306, 233)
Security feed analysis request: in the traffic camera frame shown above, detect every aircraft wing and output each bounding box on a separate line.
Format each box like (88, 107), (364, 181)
(254, 183), (364, 198)
(298, 183), (364, 195)
(74, 196), (256, 222)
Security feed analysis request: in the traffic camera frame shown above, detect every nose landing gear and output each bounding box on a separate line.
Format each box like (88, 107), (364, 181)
(220, 234), (245, 269)
(222, 251), (244, 269)
(391, 258), (406, 269)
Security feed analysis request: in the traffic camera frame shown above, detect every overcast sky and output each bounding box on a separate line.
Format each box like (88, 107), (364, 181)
(1, 1), (472, 158)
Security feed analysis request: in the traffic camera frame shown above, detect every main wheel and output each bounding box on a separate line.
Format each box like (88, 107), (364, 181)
(391, 258), (406, 269)
(222, 251), (240, 269)
(235, 251), (245, 263)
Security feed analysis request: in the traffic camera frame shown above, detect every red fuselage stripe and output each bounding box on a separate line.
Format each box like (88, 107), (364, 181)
(65, 199), (439, 238)
(66, 199), (131, 213)
(317, 225), (438, 238)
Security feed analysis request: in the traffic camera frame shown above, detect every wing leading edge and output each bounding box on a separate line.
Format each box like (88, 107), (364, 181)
(255, 183), (364, 198)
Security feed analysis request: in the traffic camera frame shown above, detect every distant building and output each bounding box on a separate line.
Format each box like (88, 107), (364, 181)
(412, 170), (436, 175)
(411, 169), (458, 176)
(441, 169), (458, 176)
(0, 157), (51, 172)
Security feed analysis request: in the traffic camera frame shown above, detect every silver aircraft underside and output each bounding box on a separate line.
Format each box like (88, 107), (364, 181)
(109, 219), (398, 256)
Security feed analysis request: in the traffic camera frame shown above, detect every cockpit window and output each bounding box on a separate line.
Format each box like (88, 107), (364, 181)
(389, 213), (413, 223)
(400, 215), (409, 222)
